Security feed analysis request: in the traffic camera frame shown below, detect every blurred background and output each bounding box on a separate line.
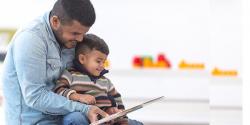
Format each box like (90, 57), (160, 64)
(0, 0), (242, 125)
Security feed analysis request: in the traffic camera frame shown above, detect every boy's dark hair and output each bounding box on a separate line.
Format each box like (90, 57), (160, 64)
(75, 34), (109, 59)
(51, 0), (96, 27)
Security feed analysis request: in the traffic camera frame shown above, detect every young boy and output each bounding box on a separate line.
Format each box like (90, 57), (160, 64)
(53, 34), (128, 125)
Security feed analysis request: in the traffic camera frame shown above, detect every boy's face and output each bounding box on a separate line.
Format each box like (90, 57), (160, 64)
(79, 49), (107, 76)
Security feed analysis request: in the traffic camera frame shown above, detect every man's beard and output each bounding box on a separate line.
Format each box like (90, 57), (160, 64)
(53, 28), (65, 47)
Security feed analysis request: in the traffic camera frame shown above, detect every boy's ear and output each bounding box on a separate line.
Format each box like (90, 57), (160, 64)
(78, 54), (86, 64)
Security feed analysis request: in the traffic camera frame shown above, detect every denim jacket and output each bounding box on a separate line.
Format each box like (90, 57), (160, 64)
(1, 12), (90, 125)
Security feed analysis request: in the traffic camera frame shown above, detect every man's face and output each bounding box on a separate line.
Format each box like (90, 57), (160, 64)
(52, 18), (90, 49)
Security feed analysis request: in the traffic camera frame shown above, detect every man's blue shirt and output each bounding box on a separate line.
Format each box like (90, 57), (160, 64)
(1, 12), (90, 125)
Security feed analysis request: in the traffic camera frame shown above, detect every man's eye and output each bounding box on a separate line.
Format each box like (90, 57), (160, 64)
(72, 32), (80, 36)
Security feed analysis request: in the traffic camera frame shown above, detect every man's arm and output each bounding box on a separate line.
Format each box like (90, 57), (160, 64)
(13, 31), (89, 115)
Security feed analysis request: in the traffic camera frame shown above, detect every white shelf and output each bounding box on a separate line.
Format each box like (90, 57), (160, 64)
(210, 77), (242, 108)
(210, 76), (242, 85)
(108, 69), (209, 78)
(106, 69), (241, 107)
(123, 98), (209, 125)
(106, 69), (209, 101)
(210, 108), (242, 125)
(0, 66), (241, 125)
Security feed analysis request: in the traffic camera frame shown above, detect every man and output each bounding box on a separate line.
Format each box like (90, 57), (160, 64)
(2, 0), (108, 124)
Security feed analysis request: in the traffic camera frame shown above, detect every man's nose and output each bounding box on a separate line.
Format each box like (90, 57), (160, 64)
(75, 35), (84, 42)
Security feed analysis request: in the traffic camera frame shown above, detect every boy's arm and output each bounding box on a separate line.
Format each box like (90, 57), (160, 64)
(108, 88), (125, 109)
(54, 71), (96, 104)
(108, 88), (129, 125)
(106, 79), (128, 124)
(105, 90), (128, 125)
(53, 70), (76, 99)
(106, 79), (125, 110)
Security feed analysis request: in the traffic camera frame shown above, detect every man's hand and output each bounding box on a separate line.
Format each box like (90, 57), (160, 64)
(87, 105), (109, 124)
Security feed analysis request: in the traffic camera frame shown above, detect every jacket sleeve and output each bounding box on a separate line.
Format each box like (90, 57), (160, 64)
(13, 31), (90, 115)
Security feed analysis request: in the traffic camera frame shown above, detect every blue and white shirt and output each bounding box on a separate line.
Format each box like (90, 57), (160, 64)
(1, 11), (90, 125)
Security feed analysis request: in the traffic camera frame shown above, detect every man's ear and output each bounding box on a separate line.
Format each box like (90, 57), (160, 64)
(78, 54), (86, 64)
(50, 16), (60, 30)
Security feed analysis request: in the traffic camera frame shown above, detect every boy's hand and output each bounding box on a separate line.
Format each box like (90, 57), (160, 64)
(77, 94), (96, 105)
(104, 107), (118, 125)
(120, 123), (129, 125)
(118, 109), (124, 112)
(105, 107), (119, 115)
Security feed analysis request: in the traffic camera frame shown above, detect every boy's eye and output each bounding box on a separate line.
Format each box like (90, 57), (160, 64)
(96, 60), (102, 63)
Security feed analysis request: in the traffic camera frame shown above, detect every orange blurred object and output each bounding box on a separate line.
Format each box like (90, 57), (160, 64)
(143, 56), (154, 68)
(156, 53), (171, 68)
(132, 53), (171, 69)
(179, 60), (205, 70)
(212, 67), (238, 76)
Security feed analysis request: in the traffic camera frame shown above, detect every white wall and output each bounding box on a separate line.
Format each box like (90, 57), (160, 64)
(0, 0), (242, 125)
(0, 0), (241, 72)
(0, 0), (55, 28)
(88, 0), (241, 74)
(210, 0), (242, 74)
(90, 0), (210, 70)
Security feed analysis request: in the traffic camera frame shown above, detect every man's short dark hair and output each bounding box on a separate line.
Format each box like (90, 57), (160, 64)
(51, 0), (96, 27)
(75, 34), (109, 59)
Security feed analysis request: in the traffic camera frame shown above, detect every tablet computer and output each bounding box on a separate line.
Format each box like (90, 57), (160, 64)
(90, 96), (165, 125)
